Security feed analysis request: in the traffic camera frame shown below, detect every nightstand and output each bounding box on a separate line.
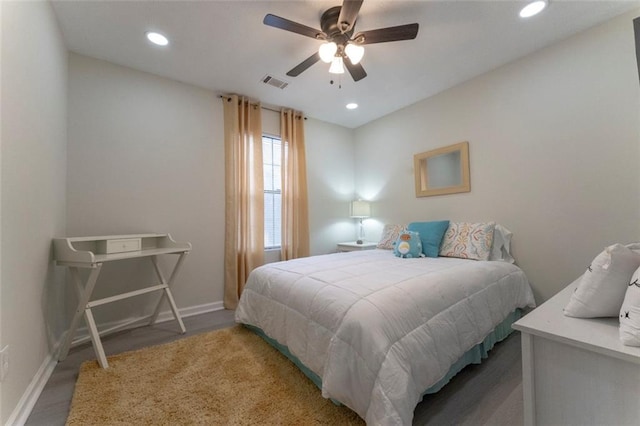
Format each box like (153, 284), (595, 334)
(337, 242), (377, 252)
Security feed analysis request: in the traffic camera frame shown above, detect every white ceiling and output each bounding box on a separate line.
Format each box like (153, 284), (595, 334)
(50, 0), (639, 129)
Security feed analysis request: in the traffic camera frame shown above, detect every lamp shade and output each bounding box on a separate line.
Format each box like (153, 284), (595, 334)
(319, 42), (337, 63)
(350, 200), (370, 218)
(329, 56), (345, 74)
(345, 43), (365, 65)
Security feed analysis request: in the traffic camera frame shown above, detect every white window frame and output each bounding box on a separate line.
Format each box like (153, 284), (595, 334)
(263, 134), (281, 250)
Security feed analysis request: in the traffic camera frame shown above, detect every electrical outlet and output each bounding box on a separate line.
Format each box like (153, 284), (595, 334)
(0, 345), (9, 382)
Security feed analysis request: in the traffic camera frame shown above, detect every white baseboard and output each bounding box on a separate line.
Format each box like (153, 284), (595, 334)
(70, 300), (224, 347)
(5, 347), (59, 426)
(156, 300), (224, 323)
(7, 301), (225, 426)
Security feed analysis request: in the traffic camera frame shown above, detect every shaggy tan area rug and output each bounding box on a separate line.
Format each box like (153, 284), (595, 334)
(66, 325), (363, 425)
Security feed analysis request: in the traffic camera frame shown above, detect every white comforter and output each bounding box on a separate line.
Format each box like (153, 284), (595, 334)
(235, 250), (535, 425)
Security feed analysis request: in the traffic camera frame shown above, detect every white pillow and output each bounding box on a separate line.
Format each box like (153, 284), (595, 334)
(619, 266), (640, 346)
(489, 224), (515, 263)
(563, 244), (640, 318)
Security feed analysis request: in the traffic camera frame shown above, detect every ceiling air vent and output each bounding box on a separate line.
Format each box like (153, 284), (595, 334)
(261, 75), (289, 89)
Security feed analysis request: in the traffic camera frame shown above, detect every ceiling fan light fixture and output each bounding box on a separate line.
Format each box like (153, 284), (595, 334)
(264, 2), (419, 82)
(345, 43), (365, 65)
(519, 0), (548, 18)
(319, 42), (338, 63)
(329, 56), (345, 74)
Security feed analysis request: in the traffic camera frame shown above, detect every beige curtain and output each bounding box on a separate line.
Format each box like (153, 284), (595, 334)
(223, 95), (264, 309)
(280, 109), (310, 260)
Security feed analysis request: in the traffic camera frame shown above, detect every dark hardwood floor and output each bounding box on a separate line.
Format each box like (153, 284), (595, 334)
(25, 309), (523, 425)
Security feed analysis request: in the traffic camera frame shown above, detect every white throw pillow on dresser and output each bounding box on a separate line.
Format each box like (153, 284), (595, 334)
(564, 244), (640, 318)
(619, 266), (640, 346)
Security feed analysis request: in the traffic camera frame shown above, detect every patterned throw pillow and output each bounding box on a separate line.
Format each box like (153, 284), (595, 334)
(439, 222), (496, 261)
(377, 224), (405, 250)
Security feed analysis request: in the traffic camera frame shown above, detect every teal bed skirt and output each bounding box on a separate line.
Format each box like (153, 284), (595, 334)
(245, 308), (522, 403)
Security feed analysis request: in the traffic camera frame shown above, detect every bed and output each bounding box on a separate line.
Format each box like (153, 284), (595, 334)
(235, 247), (535, 425)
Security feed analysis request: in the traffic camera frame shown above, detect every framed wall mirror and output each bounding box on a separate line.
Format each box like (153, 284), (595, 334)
(414, 141), (470, 197)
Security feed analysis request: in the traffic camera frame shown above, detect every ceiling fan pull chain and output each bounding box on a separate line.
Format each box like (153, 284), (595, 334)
(328, 75), (342, 89)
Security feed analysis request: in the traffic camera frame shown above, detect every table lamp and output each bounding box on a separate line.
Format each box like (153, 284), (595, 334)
(350, 200), (371, 244)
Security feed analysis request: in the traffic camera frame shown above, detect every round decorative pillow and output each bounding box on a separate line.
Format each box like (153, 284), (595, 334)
(393, 230), (423, 258)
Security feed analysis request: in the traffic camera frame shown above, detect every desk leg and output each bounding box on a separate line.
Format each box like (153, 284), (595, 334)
(149, 253), (187, 333)
(58, 264), (102, 361)
(84, 307), (109, 368)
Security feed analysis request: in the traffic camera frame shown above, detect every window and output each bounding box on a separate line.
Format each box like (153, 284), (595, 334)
(263, 135), (281, 249)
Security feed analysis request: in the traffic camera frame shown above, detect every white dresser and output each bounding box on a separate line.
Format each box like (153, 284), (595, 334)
(513, 279), (640, 426)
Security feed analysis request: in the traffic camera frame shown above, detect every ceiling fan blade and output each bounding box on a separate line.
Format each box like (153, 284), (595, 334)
(337, 0), (364, 33)
(344, 59), (367, 82)
(264, 14), (324, 39)
(354, 23), (419, 45)
(286, 52), (321, 77)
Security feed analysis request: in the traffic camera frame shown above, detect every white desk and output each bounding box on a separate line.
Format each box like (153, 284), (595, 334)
(513, 279), (640, 425)
(53, 233), (191, 368)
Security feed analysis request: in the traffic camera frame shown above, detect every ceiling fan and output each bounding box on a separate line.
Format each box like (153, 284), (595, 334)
(263, 0), (419, 82)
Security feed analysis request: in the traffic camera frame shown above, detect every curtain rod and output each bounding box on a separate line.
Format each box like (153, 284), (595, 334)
(219, 95), (306, 120)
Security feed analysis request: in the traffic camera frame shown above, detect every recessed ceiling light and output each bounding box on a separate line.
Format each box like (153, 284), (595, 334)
(346, 103), (358, 110)
(519, 1), (547, 18)
(146, 31), (169, 46)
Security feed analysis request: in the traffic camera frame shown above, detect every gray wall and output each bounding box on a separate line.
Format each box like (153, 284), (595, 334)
(67, 54), (224, 323)
(305, 118), (357, 254)
(354, 10), (640, 303)
(66, 54), (357, 327)
(1, 1), (68, 423)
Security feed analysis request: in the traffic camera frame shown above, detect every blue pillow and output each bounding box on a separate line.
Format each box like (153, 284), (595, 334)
(407, 220), (450, 258)
(393, 230), (423, 258)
